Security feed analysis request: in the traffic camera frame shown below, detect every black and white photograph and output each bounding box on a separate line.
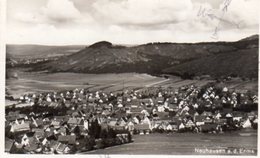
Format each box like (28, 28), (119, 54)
(2, 0), (259, 156)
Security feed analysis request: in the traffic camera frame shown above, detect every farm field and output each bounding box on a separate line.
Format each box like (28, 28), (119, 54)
(6, 68), (258, 100)
(83, 129), (257, 155)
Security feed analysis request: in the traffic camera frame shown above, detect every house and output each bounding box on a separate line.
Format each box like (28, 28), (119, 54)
(117, 96), (123, 103)
(112, 125), (125, 131)
(194, 115), (205, 126)
(178, 123), (185, 130)
(141, 109), (150, 116)
(43, 118), (51, 125)
(132, 116), (141, 124)
(157, 105), (165, 112)
(67, 118), (84, 127)
(140, 98), (152, 106)
(23, 137), (39, 153)
(125, 121), (135, 132)
(55, 143), (71, 154)
(156, 122), (168, 130)
(214, 113), (222, 120)
(156, 112), (169, 120)
(225, 113), (233, 118)
(134, 124), (150, 134)
(102, 110), (111, 116)
(203, 116), (213, 124)
(5, 138), (15, 153)
(233, 112), (244, 121)
(168, 121), (179, 131)
(166, 124), (173, 131)
(168, 103), (179, 112)
(58, 135), (76, 145)
(151, 120), (162, 129)
(58, 126), (69, 135)
(48, 140), (59, 151)
(51, 120), (61, 129)
(201, 111), (213, 117)
(156, 97), (164, 104)
(185, 120), (195, 128)
(242, 119), (251, 128)
(117, 118), (127, 126)
(10, 122), (30, 133)
(44, 127), (55, 138)
(215, 118), (227, 126)
(247, 111), (257, 120)
(142, 117), (151, 128)
(200, 124), (218, 133)
(32, 118), (44, 128)
(33, 128), (45, 140)
(108, 119), (117, 127)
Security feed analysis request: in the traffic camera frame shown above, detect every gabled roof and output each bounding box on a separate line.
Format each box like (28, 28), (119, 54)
(130, 107), (143, 113)
(48, 140), (59, 149)
(51, 120), (61, 127)
(5, 138), (14, 152)
(215, 118), (227, 125)
(232, 111), (244, 117)
(24, 137), (39, 152)
(134, 123), (150, 130)
(11, 123), (30, 133)
(58, 135), (76, 144)
(33, 128), (45, 139)
(34, 119), (44, 127)
(194, 115), (206, 122)
(156, 112), (169, 120)
(156, 97), (164, 103)
(56, 143), (67, 152)
(201, 111), (213, 117)
(200, 123), (218, 131)
(108, 120), (117, 127)
(67, 118), (83, 125)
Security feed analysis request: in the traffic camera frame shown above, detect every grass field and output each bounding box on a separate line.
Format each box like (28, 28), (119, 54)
(6, 70), (166, 99)
(83, 129), (257, 155)
(6, 69), (258, 100)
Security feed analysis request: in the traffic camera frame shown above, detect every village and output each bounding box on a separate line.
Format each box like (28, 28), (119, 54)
(5, 83), (258, 154)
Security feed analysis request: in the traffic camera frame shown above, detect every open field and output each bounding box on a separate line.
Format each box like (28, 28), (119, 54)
(6, 70), (166, 99)
(83, 129), (257, 155)
(6, 69), (258, 100)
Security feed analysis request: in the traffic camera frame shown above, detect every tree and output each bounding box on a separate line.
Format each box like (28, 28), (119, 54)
(89, 119), (101, 139)
(99, 129), (108, 139)
(107, 128), (116, 139)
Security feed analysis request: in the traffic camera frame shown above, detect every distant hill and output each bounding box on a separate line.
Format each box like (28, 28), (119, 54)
(28, 35), (259, 79)
(6, 44), (85, 59)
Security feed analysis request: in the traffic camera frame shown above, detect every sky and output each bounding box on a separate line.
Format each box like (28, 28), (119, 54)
(6, 0), (259, 45)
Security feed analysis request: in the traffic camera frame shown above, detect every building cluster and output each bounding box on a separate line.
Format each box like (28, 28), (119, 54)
(5, 84), (258, 154)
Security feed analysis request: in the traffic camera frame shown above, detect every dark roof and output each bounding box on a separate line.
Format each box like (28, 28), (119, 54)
(194, 115), (206, 122)
(200, 124), (218, 131)
(215, 118), (227, 125)
(58, 135), (76, 144)
(33, 128), (45, 139)
(156, 112), (169, 120)
(67, 118), (83, 125)
(130, 107), (143, 113)
(24, 137), (39, 152)
(134, 124), (150, 130)
(34, 119), (44, 127)
(5, 138), (14, 152)
(56, 143), (67, 152)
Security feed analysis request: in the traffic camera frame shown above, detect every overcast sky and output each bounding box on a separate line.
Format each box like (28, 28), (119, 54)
(6, 0), (259, 45)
